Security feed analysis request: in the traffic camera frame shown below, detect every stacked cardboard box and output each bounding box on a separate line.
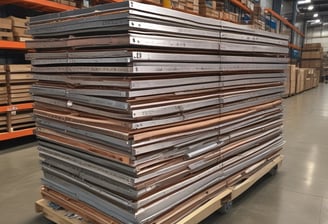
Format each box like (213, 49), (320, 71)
(171, 0), (199, 14)
(0, 18), (13, 40)
(9, 16), (32, 41)
(301, 43), (323, 70)
(199, 0), (223, 19)
(284, 64), (296, 97)
(286, 66), (319, 97)
(304, 69), (313, 91)
(289, 65), (297, 95)
(252, 3), (265, 30)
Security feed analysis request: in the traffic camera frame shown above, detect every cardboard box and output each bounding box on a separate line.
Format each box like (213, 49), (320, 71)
(223, 12), (230, 20)
(284, 66), (290, 96)
(313, 69), (320, 87)
(304, 43), (321, 49)
(296, 68), (306, 93)
(304, 77), (312, 90)
(302, 51), (323, 59)
(289, 65), (296, 95)
(304, 69), (314, 90)
(301, 60), (322, 68)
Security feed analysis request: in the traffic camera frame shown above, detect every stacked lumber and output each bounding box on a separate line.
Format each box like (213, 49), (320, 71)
(27, 1), (288, 223)
(0, 65), (7, 105)
(0, 18), (13, 40)
(8, 64), (34, 103)
(9, 16), (32, 41)
(1, 109), (34, 133)
(0, 64), (35, 133)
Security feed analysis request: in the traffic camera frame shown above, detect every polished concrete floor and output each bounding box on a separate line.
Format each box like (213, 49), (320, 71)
(1, 85), (328, 224)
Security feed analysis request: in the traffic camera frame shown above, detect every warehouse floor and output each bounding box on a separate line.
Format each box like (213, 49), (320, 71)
(1, 85), (328, 224)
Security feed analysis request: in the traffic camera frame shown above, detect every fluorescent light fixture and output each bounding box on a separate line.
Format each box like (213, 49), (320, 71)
(315, 19), (321, 23)
(308, 5), (314, 10)
(298, 0), (311, 4)
(313, 13), (318, 17)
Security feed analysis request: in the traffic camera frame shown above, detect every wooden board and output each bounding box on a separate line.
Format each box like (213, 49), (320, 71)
(0, 75), (6, 83)
(35, 200), (88, 224)
(8, 64), (32, 73)
(0, 65), (6, 73)
(9, 16), (27, 28)
(0, 18), (12, 30)
(13, 27), (31, 38)
(11, 96), (33, 103)
(10, 84), (32, 91)
(15, 36), (33, 41)
(0, 31), (14, 40)
(9, 73), (34, 82)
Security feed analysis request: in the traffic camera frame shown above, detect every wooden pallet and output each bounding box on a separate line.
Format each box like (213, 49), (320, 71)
(35, 200), (89, 224)
(35, 155), (283, 224)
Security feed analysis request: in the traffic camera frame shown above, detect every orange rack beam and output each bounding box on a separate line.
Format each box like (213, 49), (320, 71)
(0, 40), (26, 50)
(0, 128), (35, 141)
(288, 43), (302, 51)
(230, 0), (252, 14)
(0, 103), (33, 113)
(265, 8), (304, 37)
(0, 0), (76, 12)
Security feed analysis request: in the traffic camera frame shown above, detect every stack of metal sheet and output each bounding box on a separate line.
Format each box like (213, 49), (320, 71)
(27, 1), (288, 223)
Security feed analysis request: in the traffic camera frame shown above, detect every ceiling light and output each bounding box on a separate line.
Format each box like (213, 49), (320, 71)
(313, 13), (318, 17)
(298, 0), (311, 4)
(315, 19), (321, 23)
(308, 5), (314, 10)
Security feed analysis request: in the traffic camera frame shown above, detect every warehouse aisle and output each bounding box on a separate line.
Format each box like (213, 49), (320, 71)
(203, 85), (328, 224)
(1, 85), (328, 224)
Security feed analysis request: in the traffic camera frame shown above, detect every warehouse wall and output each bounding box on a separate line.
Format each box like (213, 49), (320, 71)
(305, 24), (328, 51)
(260, 0), (272, 9)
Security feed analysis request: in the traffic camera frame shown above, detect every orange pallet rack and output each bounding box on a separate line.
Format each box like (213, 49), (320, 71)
(0, 1), (76, 141)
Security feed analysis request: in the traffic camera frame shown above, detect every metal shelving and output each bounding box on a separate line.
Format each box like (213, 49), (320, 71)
(0, 0), (75, 141)
(230, 0), (252, 14)
(265, 8), (304, 51)
(0, 0), (77, 12)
